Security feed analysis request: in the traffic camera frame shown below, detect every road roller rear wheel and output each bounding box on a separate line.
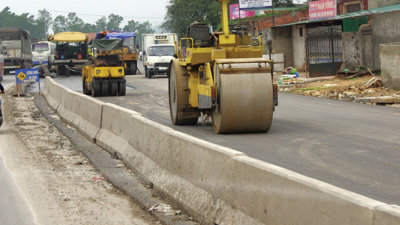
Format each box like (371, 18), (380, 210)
(168, 59), (198, 125)
(91, 79), (100, 97)
(118, 79), (126, 96)
(110, 81), (118, 96)
(212, 64), (274, 134)
(101, 80), (109, 96)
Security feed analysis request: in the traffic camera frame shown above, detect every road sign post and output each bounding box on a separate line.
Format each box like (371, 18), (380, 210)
(15, 68), (40, 97)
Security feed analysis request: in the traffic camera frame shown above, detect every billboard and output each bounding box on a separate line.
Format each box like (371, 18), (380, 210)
(239, 0), (272, 10)
(230, 3), (256, 20)
(309, 0), (337, 20)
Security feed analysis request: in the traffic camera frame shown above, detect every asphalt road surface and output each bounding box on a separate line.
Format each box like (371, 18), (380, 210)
(52, 67), (400, 205)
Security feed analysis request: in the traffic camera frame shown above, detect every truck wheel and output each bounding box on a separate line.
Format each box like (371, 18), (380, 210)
(130, 62), (137, 75)
(118, 79), (126, 96)
(110, 81), (118, 96)
(146, 69), (152, 79)
(101, 80), (109, 96)
(91, 79), (100, 97)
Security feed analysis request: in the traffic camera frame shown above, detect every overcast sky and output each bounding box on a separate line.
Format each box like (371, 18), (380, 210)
(1, 0), (308, 29)
(1, 0), (170, 27)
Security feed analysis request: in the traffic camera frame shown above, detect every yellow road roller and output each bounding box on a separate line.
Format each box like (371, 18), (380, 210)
(82, 39), (126, 97)
(168, 0), (278, 134)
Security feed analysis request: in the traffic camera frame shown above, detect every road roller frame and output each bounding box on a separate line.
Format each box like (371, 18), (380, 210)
(168, 0), (278, 134)
(82, 39), (126, 97)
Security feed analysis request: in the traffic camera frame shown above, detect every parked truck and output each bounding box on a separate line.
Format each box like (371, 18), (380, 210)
(0, 28), (32, 74)
(142, 33), (177, 79)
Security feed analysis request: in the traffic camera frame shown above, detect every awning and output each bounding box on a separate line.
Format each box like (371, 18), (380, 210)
(53, 32), (89, 42)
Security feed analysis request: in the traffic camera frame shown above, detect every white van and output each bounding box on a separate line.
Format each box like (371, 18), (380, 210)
(32, 41), (56, 65)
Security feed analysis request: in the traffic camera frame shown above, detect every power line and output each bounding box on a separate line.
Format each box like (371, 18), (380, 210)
(45, 8), (164, 20)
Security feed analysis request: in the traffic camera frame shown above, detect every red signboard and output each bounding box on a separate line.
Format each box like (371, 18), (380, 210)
(230, 3), (256, 20)
(309, 0), (337, 20)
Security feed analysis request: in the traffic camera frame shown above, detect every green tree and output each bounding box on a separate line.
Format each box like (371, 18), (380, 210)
(95, 16), (107, 31)
(36, 9), (52, 40)
(106, 14), (123, 31)
(66, 13), (84, 31)
(53, 15), (67, 33)
(0, 7), (38, 39)
(162, 0), (220, 34)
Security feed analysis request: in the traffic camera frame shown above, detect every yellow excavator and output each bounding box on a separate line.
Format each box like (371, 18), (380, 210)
(168, 0), (278, 134)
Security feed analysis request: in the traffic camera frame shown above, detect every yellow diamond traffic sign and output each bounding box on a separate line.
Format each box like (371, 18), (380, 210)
(17, 71), (26, 82)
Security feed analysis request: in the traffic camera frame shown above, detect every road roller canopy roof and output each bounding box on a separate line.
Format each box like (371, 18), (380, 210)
(90, 39), (123, 51)
(96, 31), (136, 40)
(52, 32), (89, 42)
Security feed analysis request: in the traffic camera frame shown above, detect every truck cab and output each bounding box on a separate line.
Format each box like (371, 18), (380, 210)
(32, 41), (56, 65)
(142, 33), (177, 79)
(144, 44), (175, 78)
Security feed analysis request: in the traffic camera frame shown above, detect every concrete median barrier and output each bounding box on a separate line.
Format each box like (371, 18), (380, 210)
(43, 77), (62, 110)
(56, 87), (103, 142)
(43, 80), (400, 225)
(374, 205), (400, 225)
(96, 103), (141, 155)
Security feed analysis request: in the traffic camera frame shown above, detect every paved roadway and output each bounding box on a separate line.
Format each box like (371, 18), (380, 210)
(53, 65), (400, 205)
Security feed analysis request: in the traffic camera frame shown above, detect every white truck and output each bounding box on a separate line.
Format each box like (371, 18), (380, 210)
(142, 33), (177, 79)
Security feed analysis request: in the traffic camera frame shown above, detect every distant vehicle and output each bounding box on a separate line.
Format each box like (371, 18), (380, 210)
(142, 33), (177, 79)
(48, 32), (89, 76)
(32, 41), (56, 66)
(0, 28), (32, 74)
(96, 32), (139, 75)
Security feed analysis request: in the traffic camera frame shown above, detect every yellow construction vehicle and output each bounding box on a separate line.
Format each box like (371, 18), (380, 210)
(168, 0), (278, 134)
(82, 39), (126, 97)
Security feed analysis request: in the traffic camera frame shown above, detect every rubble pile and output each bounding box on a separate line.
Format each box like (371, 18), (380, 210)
(279, 74), (400, 106)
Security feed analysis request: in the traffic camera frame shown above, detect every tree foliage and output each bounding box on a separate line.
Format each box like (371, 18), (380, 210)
(162, 0), (220, 34)
(0, 7), (38, 39)
(0, 7), (157, 42)
(36, 9), (52, 40)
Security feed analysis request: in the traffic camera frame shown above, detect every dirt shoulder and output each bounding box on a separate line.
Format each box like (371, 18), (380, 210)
(0, 86), (160, 225)
(279, 74), (400, 107)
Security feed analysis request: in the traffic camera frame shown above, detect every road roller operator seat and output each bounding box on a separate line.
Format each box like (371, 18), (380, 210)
(186, 22), (211, 47)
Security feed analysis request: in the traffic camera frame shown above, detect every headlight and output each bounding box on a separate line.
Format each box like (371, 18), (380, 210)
(147, 62), (154, 67)
(96, 70), (101, 74)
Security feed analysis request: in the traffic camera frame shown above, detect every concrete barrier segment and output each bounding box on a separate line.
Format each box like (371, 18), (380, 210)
(231, 156), (384, 225)
(122, 114), (260, 225)
(96, 103), (141, 155)
(374, 205), (400, 225)
(43, 77), (62, 110)
(56, 89), (104, 142)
